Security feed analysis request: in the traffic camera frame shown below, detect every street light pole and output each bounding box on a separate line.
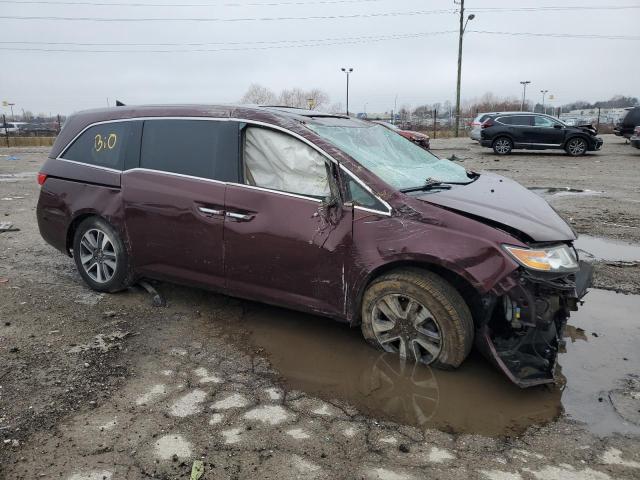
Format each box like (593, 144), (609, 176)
(454, 0), (474, 137)
(341, 67), (353, 116)
(520, 81), (531, 111)
(540, 89), (548, 114)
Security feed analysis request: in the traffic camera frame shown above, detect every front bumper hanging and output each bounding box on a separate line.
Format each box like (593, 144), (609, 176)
(476, 260), (593, 388)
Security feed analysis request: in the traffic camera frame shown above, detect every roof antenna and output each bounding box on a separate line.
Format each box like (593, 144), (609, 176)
(115, 100), (126, 107)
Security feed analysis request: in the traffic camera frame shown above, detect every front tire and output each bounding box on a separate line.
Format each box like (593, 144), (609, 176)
(565, 137), (588, 156)
(361, 269), (474, 370)
(72, 216), (131, 292)
(492, 136), (513, 155)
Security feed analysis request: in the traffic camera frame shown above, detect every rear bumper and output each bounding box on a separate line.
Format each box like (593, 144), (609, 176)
(476, 261), (593, 388)
(631, 137), (640, 149)
(480, 139), (492, 147)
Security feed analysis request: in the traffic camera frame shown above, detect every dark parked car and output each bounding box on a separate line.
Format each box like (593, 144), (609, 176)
(36, 104), (592, 387)
(614, 106), (640, 139)
(480, 113), (603, 156)
(371, 120), (430, 149)
(631, 126), (640, 149)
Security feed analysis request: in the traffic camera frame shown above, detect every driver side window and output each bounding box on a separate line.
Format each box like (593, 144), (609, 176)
(243, 127), (331, 199)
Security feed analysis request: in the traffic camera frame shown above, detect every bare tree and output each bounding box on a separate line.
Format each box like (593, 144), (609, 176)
(307, 88), (329, 110)
(327, 102), (344, 114)
(240, 83), (277, 105)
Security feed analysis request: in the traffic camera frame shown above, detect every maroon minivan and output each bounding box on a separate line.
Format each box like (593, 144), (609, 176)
(36, 105), (592, 387)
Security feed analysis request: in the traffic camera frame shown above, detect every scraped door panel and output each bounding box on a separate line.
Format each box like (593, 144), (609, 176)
(223, 184), (352, 317)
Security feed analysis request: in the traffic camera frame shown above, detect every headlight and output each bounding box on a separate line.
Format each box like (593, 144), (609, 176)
(502, 244), (578, 272)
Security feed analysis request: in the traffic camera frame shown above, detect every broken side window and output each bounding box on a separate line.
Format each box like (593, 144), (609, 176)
(243, 127), (331, 199)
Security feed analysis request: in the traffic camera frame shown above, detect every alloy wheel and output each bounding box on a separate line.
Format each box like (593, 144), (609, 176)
(79, 228), (117, 283)
(567, 138), (586, 155)
(371, 294), (442, 365)
(494, 138), (511, 154)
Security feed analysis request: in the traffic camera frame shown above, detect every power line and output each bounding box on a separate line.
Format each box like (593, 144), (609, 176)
(0, 31), (457, 52)
(0, 9), (456, 21)
(0, 31), (456, 46)
(1, 30), (637, 53)
(0, 0), (391, 6)
(468, 5), (640, 13)
(469, 30), (640, 41)
(1, 4), (637, 22)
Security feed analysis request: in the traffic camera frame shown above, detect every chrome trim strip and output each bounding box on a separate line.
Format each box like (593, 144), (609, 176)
(125, 167), (226, 185)
(229, 182), (324, 203)
(517, 143), (563, 147)
(55, 157), (122, 174)
(354, 205), (391, 215)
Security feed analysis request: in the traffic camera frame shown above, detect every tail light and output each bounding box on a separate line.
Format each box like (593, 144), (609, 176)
(481, 118), (495, 129)
(37, 172), (47, 186)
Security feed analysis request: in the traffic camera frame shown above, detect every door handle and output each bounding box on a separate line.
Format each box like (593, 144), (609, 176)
(225, 211), (254, 221)
(198, 206), (224, 216)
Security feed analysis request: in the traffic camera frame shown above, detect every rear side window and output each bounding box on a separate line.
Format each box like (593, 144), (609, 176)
(498, 115), (532, 126)
(62, 121), (142, 170)
(140, 119), (239, 182)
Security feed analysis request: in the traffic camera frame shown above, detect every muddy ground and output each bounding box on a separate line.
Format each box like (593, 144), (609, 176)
(1, 136), (639, 479)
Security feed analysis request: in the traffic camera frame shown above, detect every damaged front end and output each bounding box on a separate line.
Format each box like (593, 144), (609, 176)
(476, 252), (592, 388)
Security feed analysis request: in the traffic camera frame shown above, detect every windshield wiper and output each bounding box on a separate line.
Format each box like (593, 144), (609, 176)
(400, 178), (453, 193)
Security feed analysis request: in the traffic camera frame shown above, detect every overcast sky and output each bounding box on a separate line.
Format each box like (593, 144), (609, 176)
(0, 0), (638, 116)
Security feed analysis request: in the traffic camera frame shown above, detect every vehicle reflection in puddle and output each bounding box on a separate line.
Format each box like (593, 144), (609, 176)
(224, 289), (639, 437)
(574, 235), (640, 262)
(227, 306), (563, 437)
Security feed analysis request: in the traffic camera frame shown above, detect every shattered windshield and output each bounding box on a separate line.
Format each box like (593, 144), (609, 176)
(307, 123), (473, 191)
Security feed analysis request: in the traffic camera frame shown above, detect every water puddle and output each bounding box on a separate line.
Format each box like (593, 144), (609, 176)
(221, 289), (639, 437)
(529, 186), (603, 198)
(575, 235), (640, 262)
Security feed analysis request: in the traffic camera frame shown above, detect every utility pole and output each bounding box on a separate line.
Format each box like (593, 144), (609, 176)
(540, 90), (548, 114)
(454, 0), (474, 137)
(520, 81), (531, 111)
(341, 67), (353, 116)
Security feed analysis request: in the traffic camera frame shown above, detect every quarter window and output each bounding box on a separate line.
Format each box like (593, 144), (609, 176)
(62, 121), (142, 170)
(243, 127), (331, 199)
(140, 119), (239, 181)
(346, 177), (386, 211)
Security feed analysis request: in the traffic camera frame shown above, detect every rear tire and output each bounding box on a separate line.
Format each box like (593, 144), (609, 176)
(492, 136), (513, 155)
(72, 216), (131, 293)
(565, 137), (588, 156)
(361, 268), (474, 370)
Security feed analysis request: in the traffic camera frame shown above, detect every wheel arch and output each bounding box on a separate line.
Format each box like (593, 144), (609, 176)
(562, 133), (590, 147)
(350, 260), (485, 328)
(492, 133), (514, 144)
(65, 211), (125, 255)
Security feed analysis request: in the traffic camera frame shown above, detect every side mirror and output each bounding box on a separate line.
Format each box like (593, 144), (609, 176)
(553, 124), (563, 129)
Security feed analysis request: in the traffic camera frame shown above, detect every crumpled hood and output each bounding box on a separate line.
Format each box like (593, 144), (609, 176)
(417, 173), (576, 242)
